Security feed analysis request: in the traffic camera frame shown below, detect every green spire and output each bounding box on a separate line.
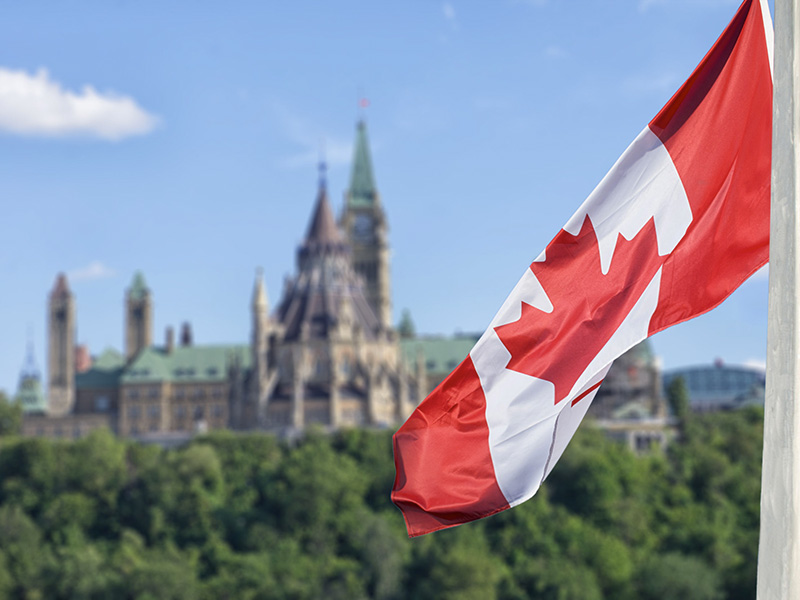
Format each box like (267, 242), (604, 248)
(16, 375), (46, 413)
(15, 338), (46, 413)
(129, 271), (149, 300)
(398, 309), (416, 339)
(347, 120), (378, 208)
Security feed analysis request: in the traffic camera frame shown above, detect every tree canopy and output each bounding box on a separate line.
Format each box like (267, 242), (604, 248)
(0, 407), (764, 599)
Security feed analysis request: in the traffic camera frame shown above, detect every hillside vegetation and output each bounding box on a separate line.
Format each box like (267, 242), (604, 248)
(0, 402), (763, 599)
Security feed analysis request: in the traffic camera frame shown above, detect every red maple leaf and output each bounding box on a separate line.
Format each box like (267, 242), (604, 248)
(494, 215), (664, 405)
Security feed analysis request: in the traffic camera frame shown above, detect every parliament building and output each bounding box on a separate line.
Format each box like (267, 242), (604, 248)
(14, 120), (667, 444)
(17, 121), (430, 440)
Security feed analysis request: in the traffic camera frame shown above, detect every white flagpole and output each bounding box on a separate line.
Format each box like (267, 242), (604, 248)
(757, 0), (800, 598)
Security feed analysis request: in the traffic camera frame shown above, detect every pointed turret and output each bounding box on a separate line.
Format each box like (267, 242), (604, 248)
(298, 162), (349, 274)
(52, 273), (70, 299)
(278, 163), (380, 343)
(129, 271), (148, 301)
(15, 332), (47, 413)
(305, 162), (344, 246)
(341, 120), (392, 329)
(252, 267), (269, 312)
(347, 120), (378, 209)
(125, 271), (152, 361)
(251, 267), (272, 425)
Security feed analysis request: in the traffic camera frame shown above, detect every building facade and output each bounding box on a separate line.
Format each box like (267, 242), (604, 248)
(662, 360), (765, 412)
(15, 119), (670, 445)
(19, 121), (423, 440)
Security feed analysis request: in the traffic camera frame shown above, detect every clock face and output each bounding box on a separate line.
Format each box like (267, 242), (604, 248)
(353, 213), (374, 242)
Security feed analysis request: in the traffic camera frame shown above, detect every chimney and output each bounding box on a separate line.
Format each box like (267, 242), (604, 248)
(165, 326), (174, 354)
(180, 322), (193, 347)
(75, 344), (92, 373)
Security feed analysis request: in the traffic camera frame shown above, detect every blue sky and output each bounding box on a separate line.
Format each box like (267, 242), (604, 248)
(0, 0), (771, 395)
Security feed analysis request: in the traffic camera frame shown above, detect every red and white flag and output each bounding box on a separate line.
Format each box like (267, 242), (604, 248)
(392, 0), (773, 537)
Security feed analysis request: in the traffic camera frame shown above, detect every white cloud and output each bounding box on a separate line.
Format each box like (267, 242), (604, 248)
(269, 102), (353, 169)
(443, 2), (456, 21)
(0, 67), (158, 141)
(68, 260), (116, 282)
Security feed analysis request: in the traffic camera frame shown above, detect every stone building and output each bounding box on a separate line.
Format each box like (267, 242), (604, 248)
(662, 360), (765, 412)
(591, 340), (671, 451)
(19, 120), (424, 440)
(15, 118), (668, 445)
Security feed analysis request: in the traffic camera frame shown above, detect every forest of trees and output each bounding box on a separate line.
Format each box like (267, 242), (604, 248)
(0, 389), (764, 599)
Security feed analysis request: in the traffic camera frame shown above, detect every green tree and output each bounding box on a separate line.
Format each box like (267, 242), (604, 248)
(667, 376), (690, 424)
(407, 528), (505, 600)
(0, 504), (53, 599)
(0, 391), (22, 436)
(637, 552), (723, 600)
(265, 431), (369, 554)
(43, 542), (119, 600)
(120, 547), (200, 600)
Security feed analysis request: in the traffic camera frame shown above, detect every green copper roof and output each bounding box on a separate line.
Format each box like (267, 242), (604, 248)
(129, 271), (149, 300)
(397, 309), (416, 339)
(76, 348), (125, 389)
(347, 121), (378, 209)
(401, 334), (480, 375)
(120, 344), (251, 385)
(15, 374), (47, 413)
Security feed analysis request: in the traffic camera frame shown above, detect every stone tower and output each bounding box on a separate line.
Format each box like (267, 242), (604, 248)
(341, 120), (392, 330)
(125, 271), (152, 361)
(47, 273), (75, 416)
(268, 163), (411, 431)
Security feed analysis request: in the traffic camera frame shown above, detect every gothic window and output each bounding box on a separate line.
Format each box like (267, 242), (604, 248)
(314, 354), (329, 378)
(305, 407), (330, 425)
(354, 214), (374, 242)
(94, 396), (110, 412)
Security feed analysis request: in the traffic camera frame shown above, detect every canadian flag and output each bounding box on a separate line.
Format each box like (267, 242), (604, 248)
(392, 0), (773, 537)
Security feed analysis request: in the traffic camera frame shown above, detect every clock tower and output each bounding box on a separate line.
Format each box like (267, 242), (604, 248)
(341, 120), (392, 330)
